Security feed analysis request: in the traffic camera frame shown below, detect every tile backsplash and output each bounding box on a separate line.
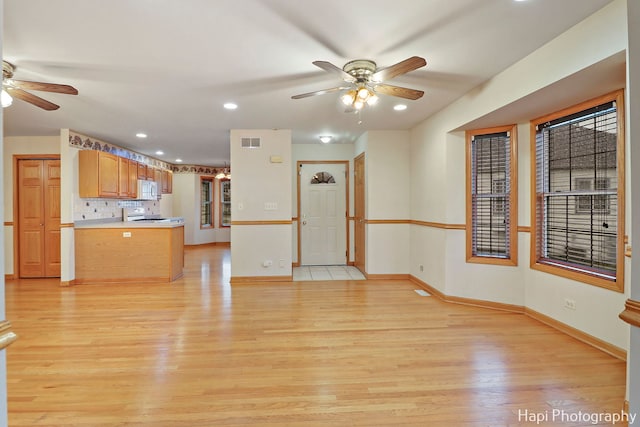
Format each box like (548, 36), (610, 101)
(74, 197), (161, 221)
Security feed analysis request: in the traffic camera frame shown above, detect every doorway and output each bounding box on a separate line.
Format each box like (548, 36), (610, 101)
(297, 161), (348, 266)
(16, 157), (61, 278)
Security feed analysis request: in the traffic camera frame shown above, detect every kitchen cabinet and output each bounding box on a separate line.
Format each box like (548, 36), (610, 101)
(161, 169), (173, 194)
(79, 150), (119, 198)
(118, 157), (129, 198)
(153, 167), (162, 185)
(137, 162), (147, 180)
(75, 224), (184, 283)
(128, 159), (138, 198)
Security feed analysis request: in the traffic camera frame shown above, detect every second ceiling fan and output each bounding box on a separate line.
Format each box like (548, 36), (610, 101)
(292, 56), (426, 111)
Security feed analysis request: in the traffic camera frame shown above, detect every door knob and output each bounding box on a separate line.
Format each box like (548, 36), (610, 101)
(302, 221), (307, 225)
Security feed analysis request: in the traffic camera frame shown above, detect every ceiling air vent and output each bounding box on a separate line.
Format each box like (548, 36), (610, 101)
(241, 137), (261, 148)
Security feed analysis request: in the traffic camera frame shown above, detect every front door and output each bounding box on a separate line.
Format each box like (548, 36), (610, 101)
(300, 163), (347, 265)
(354, 154), (365, 273)
(18, 158), (61, 278)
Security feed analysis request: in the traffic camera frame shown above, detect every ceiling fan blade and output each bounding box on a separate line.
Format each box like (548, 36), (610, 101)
(7, 88), (60, 110)
(312, 61), (357, 83)
(10, 79), (78, 95)
(371, 56), (427, 82)
(374, 84), (424, 100)
(292, 86), (350, 99)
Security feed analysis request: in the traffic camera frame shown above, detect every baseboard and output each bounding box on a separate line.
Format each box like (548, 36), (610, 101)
(525, 307), (627, 361)
(409, 275), (626, 360)
(60, 280), (76, 287)
(409, 275), (524, 313)
(184, 242), (230, 247)
(624, 400), (629, 415)
(230, 275), (293, 284)
(366, 273), (410, 280)
(4, 274), (16, 281)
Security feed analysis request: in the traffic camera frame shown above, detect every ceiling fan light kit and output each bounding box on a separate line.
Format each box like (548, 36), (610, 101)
(2, 60), (78, 111)
(292, 56), (426, 112)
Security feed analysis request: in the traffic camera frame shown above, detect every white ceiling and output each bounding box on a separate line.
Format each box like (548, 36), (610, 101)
(3, 0), (616, 166)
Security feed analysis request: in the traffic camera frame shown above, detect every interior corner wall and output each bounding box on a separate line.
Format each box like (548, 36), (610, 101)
(364, 131), (410, 275)
(408, 0), (629, 349)
(2, 135), (61, 276)
(626, 0), (640, 415)
(230, 129), (292, 278)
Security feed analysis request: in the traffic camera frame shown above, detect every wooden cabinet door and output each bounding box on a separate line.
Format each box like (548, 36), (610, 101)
(98, 152), (119, 197)
(129, 160), (138, 198)
(137, 162), (147, 180)
(18, 159), (61, 278)
(118, 157), (129, 198)
(161, 170), (172, 194)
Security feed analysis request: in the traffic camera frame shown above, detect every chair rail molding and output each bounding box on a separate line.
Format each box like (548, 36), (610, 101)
(619, 299), (640, 328)
(0, 321), (18, 350)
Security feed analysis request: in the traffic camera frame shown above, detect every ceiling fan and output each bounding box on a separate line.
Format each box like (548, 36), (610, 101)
(292, 56), (426, 111)
(2, 60), (78, 111)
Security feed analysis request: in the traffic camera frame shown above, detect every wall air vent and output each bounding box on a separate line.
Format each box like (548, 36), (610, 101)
(241, 137), (261, 148)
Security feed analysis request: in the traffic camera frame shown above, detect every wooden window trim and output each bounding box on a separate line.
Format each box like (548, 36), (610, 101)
(529, 89), (625, 292)
(465, 124), (518, 266)
(200, 176), (215, 229)
(219, 178), (231, 228)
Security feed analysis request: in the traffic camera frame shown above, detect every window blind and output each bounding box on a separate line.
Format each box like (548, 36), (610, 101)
(471, 132), (510, 257)
(535, 102), (618, 276)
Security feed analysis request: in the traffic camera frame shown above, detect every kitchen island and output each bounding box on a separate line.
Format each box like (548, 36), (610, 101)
(74, 220), (184, 284)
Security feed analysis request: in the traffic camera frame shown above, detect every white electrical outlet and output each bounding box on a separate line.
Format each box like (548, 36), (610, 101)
(564, 298), (576, 310)
(123, 232), (132, 238)
(263, 260), (273, 268)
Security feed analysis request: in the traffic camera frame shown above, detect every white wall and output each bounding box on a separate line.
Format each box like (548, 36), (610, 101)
(365, 131), (411, 275)
(230, 129), (292, 278)
(408, 0), (630, 349)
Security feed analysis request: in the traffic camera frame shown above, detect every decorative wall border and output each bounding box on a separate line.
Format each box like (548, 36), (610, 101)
(68, 130), (229, 175)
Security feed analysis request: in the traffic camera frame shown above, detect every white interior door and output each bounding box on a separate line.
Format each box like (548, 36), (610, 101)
(300, 163), (347, 265)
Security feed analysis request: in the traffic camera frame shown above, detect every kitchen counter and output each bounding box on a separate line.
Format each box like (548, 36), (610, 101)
(74, 221), (184, 284)
(74, 218), (184, 229)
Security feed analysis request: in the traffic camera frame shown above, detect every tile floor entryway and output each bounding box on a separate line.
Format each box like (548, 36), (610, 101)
(293, 265), (366, 281)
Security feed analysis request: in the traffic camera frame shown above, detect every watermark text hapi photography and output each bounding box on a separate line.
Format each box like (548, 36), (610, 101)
(518, 409), (636, 425)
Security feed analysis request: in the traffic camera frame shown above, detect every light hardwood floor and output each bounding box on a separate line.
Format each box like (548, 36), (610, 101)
(5, 245), (627, 426)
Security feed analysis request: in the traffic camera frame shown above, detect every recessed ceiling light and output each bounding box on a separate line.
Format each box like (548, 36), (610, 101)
(175, 158), (183, 163)
(394, 104), (408, 111)
(136, 133), (148, 138)
(319, 135), (332, 143)
(223, 102), (238, 110)
(155, 150), (164, 156)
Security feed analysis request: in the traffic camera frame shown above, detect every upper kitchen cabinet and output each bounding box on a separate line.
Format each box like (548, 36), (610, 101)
(128, 159), (138, 198)
(117, 157), (130, 198)
(137, 162), (148, 180)
(161, 170), (173, 194)
(79, 150), (119, 198)
(79, 151), (138, 199)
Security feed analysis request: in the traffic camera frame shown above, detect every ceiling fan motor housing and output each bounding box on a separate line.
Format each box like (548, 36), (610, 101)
(343, 59), (376, 83)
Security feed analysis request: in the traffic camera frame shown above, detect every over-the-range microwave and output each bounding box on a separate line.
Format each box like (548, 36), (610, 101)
(137, 179), (158, 200)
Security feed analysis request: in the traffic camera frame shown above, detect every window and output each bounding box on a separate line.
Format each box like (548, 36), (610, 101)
(466, 125), (517, 265)
(200, 177), (214, 228)
(531, 90), (625, 292)
(219, 178), (231, 227)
